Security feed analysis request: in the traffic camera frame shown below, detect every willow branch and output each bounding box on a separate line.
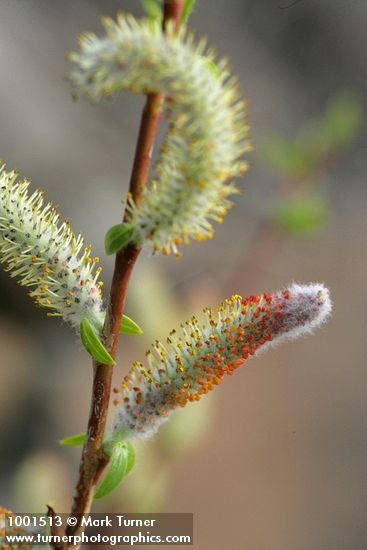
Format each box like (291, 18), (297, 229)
(65, 0), (184, 542)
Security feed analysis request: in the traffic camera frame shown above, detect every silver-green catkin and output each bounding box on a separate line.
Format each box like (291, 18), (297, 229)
(0, 164), (105, 330)
(69, 14), (251, 256)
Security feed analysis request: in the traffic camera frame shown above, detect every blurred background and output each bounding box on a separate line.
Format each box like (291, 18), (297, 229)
(0, 1), (366, 549)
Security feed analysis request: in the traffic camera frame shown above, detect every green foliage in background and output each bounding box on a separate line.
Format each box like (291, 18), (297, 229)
(261, 92), (362, 235)
(274, 195), (329, 234)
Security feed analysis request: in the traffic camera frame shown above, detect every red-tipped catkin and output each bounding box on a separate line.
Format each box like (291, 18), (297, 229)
(112, 283), (331, 440)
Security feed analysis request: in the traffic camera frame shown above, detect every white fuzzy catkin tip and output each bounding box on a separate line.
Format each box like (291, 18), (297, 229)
(0, 163), (105, 331)
(111, 283), (331, 440)
(69, 14), (251, 256)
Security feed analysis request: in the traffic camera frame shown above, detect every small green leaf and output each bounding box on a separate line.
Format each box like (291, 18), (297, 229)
(59, 432), (86, 446)
(95, 442), (135, 500)
(104, 223), (135, 256)
(80, 318), (115, 365)
(120, 315), (143, 335)
(140, 0), (162, 19)
(181, 0), (197, 25)
(94, 314), (143, 335)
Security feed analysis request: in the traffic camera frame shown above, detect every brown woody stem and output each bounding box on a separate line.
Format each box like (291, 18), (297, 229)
(65, 1), (184, 545)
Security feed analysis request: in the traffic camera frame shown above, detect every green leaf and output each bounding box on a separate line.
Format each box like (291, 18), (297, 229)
(104, 223), (135, 256)
(94, 314), (143, 335)
(59, 432), (86, 446)
(274, 194), (329, 235)
(95, 442), (135, 500)
(140, 0), (162, 19)
(181, 0), (197, 25)
(80, 318), (115, 365)
(120, 314), (143, 335)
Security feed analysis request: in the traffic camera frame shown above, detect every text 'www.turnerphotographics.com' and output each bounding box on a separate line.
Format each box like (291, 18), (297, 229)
(2, 513), (193, 546)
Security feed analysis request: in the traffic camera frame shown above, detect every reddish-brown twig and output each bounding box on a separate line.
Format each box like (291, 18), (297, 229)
(65, 1), (184, 544)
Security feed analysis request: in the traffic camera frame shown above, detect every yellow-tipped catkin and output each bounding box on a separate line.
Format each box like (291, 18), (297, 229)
(69, 14), (251, 255)
(111, 283), (331, 440)
(0, 164), (104, 331)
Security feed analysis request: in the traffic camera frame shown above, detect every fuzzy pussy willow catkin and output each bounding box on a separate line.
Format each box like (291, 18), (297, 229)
(111, 283), (331, 439)
(69, 14), (251, 256)
(0, 164), (104, 330)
